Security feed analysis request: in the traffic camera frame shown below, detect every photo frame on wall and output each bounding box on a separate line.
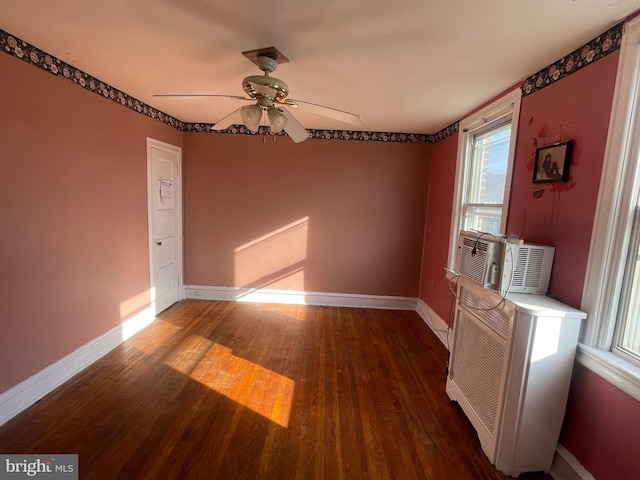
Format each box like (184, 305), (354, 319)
(533, 140), (573, 183)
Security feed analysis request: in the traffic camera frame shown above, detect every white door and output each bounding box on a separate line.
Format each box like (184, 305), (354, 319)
(147, 138), (182, 314)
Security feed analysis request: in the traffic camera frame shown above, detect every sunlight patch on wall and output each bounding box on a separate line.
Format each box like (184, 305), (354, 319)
(234, 286), (308, 305)
(119, 289), (155, 341)
(120, 290), (151, 319)
(234, 217), (309, 291)
(189, 343), (295, 428)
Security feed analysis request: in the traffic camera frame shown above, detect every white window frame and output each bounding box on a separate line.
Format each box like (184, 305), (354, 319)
(580, 18), (640, 402)
(447, 89), (522, 269)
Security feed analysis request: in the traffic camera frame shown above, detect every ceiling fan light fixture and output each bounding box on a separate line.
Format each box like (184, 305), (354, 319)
(156, 47), (360, 141)
(267, 107), (288, 133)
(240, 104), (262, 132)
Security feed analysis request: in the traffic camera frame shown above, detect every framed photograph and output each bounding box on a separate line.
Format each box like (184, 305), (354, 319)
(533, 140), (573, 183)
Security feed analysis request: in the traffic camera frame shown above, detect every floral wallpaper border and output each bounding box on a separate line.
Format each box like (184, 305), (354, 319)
(0, 28), (428, 144)
(522, 22), (623, 96)
(184, 122), (430, 143)
(429, 121), (459, 143)
(0, 21), (625, 144)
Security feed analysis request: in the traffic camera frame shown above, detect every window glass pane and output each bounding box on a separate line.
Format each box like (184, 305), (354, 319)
(467, 124), (511, 205)
(617, 210), (640, 364)
(463, 205), (502, 234)
(619, 311), (640, 363)
(463, 122), (511, 234)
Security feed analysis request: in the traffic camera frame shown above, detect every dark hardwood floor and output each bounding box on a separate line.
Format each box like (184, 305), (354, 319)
(0, 300), (552, 479)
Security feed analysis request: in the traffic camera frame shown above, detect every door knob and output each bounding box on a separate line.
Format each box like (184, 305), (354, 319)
(156, 241), (162, 246)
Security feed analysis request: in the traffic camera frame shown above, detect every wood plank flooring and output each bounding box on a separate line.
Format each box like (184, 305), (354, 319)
(0, 300), (552, 479)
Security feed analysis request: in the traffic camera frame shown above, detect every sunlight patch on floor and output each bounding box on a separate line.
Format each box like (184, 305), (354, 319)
(164, 334), (213, 375)
(186, 343), (295, 428)
(126, 318), (182, 354)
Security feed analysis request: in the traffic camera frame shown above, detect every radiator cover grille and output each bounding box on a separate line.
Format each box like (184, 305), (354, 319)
(450, 309), (506, 436)
(459, 286), (511, 340)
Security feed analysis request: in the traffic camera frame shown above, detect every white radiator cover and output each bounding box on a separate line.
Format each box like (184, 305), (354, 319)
(446, 277), (586, 476)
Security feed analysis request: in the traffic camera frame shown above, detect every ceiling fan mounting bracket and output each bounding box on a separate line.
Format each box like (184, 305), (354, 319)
(242, 47), (289, 71)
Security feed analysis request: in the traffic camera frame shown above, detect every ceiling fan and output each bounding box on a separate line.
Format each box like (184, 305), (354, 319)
(154, 47), (363, 143)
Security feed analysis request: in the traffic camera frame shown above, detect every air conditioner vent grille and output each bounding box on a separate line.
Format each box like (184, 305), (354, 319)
(500, 243), (554, 294)
(525, 248), (546, 287)
(459, 286), (511, 339)
(459, 237), (492, 285)
(511, 249), (528, 288)
(462, 237), (488, 252)
(450, 309), (505, 435)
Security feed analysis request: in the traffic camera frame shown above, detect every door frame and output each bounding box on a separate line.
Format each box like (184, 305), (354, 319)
(146, 137), (183, 315)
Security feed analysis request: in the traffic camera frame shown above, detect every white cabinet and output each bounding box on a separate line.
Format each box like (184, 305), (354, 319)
(446, 276), (586, 477)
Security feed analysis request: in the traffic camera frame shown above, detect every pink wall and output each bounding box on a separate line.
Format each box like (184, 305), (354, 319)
(507, 47), (640, 480)
(508, 50), (640, 480)
(419, 50), (640, 479)
(183, 133), (431, 297)
(561, 365), (640, 480)
(419, 133), (458, 319)
(505, 53), (618, 308)
(0, 53), (182, 393)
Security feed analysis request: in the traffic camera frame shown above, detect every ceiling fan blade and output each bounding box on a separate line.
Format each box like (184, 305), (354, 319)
(279, 108), (309, 143)
(283, 99), (363, 126)
(153, 94), (250, 100)
(211, 107), (244, 130)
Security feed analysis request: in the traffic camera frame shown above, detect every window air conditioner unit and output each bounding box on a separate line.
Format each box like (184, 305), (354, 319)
(454, 230), (555, 295)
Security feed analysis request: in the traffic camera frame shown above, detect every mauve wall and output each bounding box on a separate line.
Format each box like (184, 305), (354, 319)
(419, 50), (640, 479)
(0, 53), (182, 393)
(419, 133), (457, 318)
(183, 133), (430, 297)
(511, 51), (640, 480)
(505, 53), (617, 308)
(561, 364), (640, 480)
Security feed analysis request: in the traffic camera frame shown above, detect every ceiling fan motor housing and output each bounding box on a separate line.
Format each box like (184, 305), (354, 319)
(242, 75), (289, 103)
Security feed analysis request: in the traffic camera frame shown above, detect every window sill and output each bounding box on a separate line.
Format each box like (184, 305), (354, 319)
(576, 344), (640, 402)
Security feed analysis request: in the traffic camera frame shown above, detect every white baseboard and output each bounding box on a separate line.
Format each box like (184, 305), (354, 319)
(185, 285), (418, 311)
(0, 306), (154, 427)
(415, 299), (451, 350)
(550, 444), (595, 480)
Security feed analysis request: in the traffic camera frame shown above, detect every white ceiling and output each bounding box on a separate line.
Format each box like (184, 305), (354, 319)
(2, 0), (640, 134)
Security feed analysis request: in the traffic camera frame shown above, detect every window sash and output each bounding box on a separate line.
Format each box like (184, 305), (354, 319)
(578, 16), (640, 401)
(462, 204), (503, 234)
(448, 88), (521, 270)
(465, 123), (511, 207)
(613, 205), (640, 367)
(581, 21), (640, 350)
